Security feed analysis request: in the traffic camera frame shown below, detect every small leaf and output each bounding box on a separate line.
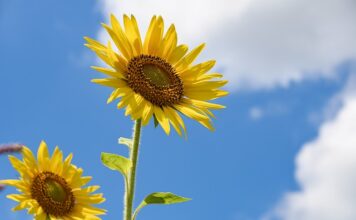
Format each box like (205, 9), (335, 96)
(133, 192), (191, 220)
(118, 137), (133, 149)
(143, 192), (191, 204)
(153, 115), (159, 128)
(101, 152), (131, 178)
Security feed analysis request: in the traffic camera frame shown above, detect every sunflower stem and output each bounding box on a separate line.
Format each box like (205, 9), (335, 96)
(124, 119), (142, 220)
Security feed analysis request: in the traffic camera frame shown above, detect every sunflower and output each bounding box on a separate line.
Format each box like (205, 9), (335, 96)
(0, 141), (106, 220)
(85, 14), (228, 135)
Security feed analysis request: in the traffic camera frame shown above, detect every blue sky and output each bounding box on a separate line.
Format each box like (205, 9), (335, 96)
(1, 1), (356, 220)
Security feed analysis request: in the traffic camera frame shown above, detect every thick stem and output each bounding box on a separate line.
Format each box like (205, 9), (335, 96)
(124, 119), (142, 220)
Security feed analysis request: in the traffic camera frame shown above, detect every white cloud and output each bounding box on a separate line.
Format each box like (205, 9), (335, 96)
(249, 107), (264, 120)
(98, 0), (356, 90)
(263, 74), (356, 220)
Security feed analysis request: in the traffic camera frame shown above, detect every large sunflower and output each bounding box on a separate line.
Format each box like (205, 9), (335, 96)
(85, 15), (228, 135)
(0, 141), (106, 220)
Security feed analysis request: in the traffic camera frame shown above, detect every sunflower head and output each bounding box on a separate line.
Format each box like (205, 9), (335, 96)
(85, 14), (228, 136)
(0, 141), (106, 219)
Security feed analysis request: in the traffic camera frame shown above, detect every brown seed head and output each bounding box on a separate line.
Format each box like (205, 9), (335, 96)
(126, 55), (184, 107)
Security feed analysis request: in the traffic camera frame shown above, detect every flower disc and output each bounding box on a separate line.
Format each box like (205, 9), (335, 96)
(127, 55), (183, 107)
(31, 171), (75, 217)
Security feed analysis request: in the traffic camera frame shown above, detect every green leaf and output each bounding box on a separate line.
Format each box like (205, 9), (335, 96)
(101, 152), (131, 178)
(143, 192), (191, 204)
(153, 115), (159, 128)
(133, 192), (191, 220)
(118, 137), (133, 149)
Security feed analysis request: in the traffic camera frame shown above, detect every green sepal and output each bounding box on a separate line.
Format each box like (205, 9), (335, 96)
(153, 114), (159, 128)
(118, 137), (133, 149)
(133, 192), (191, 220)
(101, 152), (131, 178)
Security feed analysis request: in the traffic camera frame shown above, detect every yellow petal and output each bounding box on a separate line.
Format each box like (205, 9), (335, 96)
(0, 179), (29, 191)
(167, 44), (189, 65)
(109, 15), (134, 58)
(103, 18), (133, 60)
(123, 14), (143, 56)
(13, 201), (30, 211)
(160, 24), (177, 58)
(174, 104), (209, 121)
(143, 16), (157, 54)
(128, 94), (146, 119)
(50, 146), (63, 173)
(141, 102), (153, 126)
(91, 78), (127, 88)
(166, 107), (187, 137)
(125, 93), (144, 116)
(81, 176), (93, 186)
(179, 60), (216, 79)
(163, 107), (182, 136)
(35, 211), (47, 220)
(37, 141), (50, 171)
(22, 146), (37, 173)
(7, 194), (29, 202)
(107, 87), (131, 104)
(91, 66), (125, 79)
(184, 89), (229, 101)
(197, 118), (215, 131)
(117, 93), (134, 109)
(182, 98), (225, 110)
(8, 156), (27, 177)
(86, 46), (114, 68)
(147, 16), (164, 55)
(82, 206), (107, 215)
(184, 80), (228, 90)
(153, 106), (170, 135)
(196, 73), (223, 81)
(84, 37), (106, 50)
(175, 43), (205, 72)
(76, 193), (106, 204)
(179, 104), (215, 130)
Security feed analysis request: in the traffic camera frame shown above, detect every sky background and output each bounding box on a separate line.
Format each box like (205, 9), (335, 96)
(1, 0), (356, 220)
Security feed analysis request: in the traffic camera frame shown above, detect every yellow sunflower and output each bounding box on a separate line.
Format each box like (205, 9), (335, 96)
(85, 14), (228, 136)
(0, 141), (106, 220)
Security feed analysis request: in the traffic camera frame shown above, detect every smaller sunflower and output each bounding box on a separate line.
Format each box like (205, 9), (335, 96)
(0, 141), (106, 220)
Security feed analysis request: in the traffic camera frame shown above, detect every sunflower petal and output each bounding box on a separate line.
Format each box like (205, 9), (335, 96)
(91, 66), (125, 79)
(91, 78), (127, 88)
(143, 16), (157, 54)
(160, 24), (177, 58)
(123, 14), (143, 56)
(168, 44), (189, 65)
(153, 106), (170, 135)
(163, 107), (182, 136)
(175, 43), (205, 71)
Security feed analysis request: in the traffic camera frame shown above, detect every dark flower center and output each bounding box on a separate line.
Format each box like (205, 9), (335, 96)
(126, 55), (184, 107)
(31, 171), (75, 217)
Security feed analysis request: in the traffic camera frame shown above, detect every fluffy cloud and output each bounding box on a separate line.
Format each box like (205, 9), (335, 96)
(98, 0), (356, 90)
(263, 75), (356, 220)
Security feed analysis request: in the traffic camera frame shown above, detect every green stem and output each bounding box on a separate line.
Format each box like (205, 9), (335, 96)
(124, 119), (142, 220)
